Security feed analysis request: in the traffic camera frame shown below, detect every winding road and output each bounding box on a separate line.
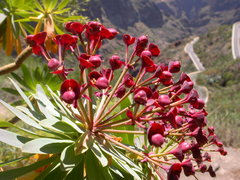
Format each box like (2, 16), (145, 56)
(184, 37), (208, 103)
(231, 22), (240, 59)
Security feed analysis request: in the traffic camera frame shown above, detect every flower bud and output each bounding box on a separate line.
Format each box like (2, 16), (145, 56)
(158, 95), (171, 106)
(200, 164), (207, 173)
(140, 50), (152, 58)
(192, 98), (205, 109)
(160, 71), (172, 81)
(147, 123), (165, 147)
(137, 35), (148, 47)
(169, 61), (181, 73)
(95, 77), (109, 89)
(150, 134), (164, 147)
(115, 86), (126, 98)
(148, 43), (160, 56)
(48, 58), (60, 70)
(61, 90), (76, 104)
(134, 90), (148, 104)
(109, 55), (124, 70)
(122, 34), (135, 46)
(107, 28), (118, 39)
(181, 160), (195, 176)
(177, 81), (194, 94)
(89, 55), (102, 68)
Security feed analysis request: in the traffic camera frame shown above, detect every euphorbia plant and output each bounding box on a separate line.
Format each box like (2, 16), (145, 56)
(0, 21), (226, 180)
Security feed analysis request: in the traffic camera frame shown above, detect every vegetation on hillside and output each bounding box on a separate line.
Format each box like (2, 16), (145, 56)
(194, 25), (240, 147)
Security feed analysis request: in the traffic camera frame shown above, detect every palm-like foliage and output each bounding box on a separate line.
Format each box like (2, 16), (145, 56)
(0, 0), (88, 56)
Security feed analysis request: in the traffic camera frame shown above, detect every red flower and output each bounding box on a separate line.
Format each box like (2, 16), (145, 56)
(109, 55), (124, 70)
(70, 22), (86, 34)
(147, 122), (165, 147)
(167, 163), (182, 180)
(25, 32), (47, 55)
(107, 28), (119, 39)
(88, 69), (112, 90)
(134, 87), (152, 105)
(168, 61), (181, 73)
(148, 43), (160, 56)
(158, 95), (171, 106)
(122, 34), (135, 46)
(85, 21), (102, 40)
(60, 79), (80, 106)
(136, 35), (148, 56)
(89, 55), (103, 68)
(122, 73), (135, 88)
(54, 34), (78, 49)
(181, 159), (195, 176)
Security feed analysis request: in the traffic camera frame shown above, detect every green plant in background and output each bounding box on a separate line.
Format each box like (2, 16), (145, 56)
(0, 0), (34, 55)
(2, 64), (60, 102)
(0, 0), (88, 56)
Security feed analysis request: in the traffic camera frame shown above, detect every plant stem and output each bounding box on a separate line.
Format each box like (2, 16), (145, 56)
(77, 100), (90, 126)
(99, 102), (135, 125)
(98, 118), (131, 130)
(102, 129), (145, 134)
(94, 68), (129, 123)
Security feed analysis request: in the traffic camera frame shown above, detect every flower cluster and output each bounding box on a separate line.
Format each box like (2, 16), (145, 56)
(26, 21), (226, 180)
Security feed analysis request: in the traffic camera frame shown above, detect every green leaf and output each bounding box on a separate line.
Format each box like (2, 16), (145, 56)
(64, 158), (84, 180)
(46, 0), (58, 12)
(11, 15), (20, 38)
(10, 78), (34, 110)
(57, 0), (70, 10)
(0, 100), (44, 130)
(37, 163), (66, 180)
(60, 144), (83, 171)
(21, 64), (35, 89)
(0, 156), (57, 180)
(1, 87), (18, 95)
(35, 157), (61, 180)
(53, 8), (70, 14)
(91, 143), (108, 167)
(0, 120), (40, 137)
(33, 66), (42, 82)
(0, 128), (31, 148)
(62, 117), (84, 134)
(22, 138), (74, 154)
(75, 131), (93, 155)
(85, 150), (113, 180)
(0, 155), (33, 168)
(54, 24), (64, 34)
(11, 72), (31, 89)
(60, 144), (75, 171)
(39, 118), (78, 137)
(34, 84), (60, 118)
(34, 0), (44, 12)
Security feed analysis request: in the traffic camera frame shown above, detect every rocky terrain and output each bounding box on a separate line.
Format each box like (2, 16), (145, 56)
(82, 0), (240, 46)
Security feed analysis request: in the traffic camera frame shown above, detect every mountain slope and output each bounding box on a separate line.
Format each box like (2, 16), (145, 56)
(83, 0), (240, 45)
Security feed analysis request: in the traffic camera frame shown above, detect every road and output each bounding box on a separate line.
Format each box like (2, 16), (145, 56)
(231, 22), (240, 59)
(184, 37), (205, 71)
(184, 37), (208, 103)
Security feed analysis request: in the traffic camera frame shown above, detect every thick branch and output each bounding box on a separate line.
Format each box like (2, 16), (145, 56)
(0, 47), (32, 75)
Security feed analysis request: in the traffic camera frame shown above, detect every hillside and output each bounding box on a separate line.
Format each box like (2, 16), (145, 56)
(82, 0), (240, 45)
(194, 25), (240, 147)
